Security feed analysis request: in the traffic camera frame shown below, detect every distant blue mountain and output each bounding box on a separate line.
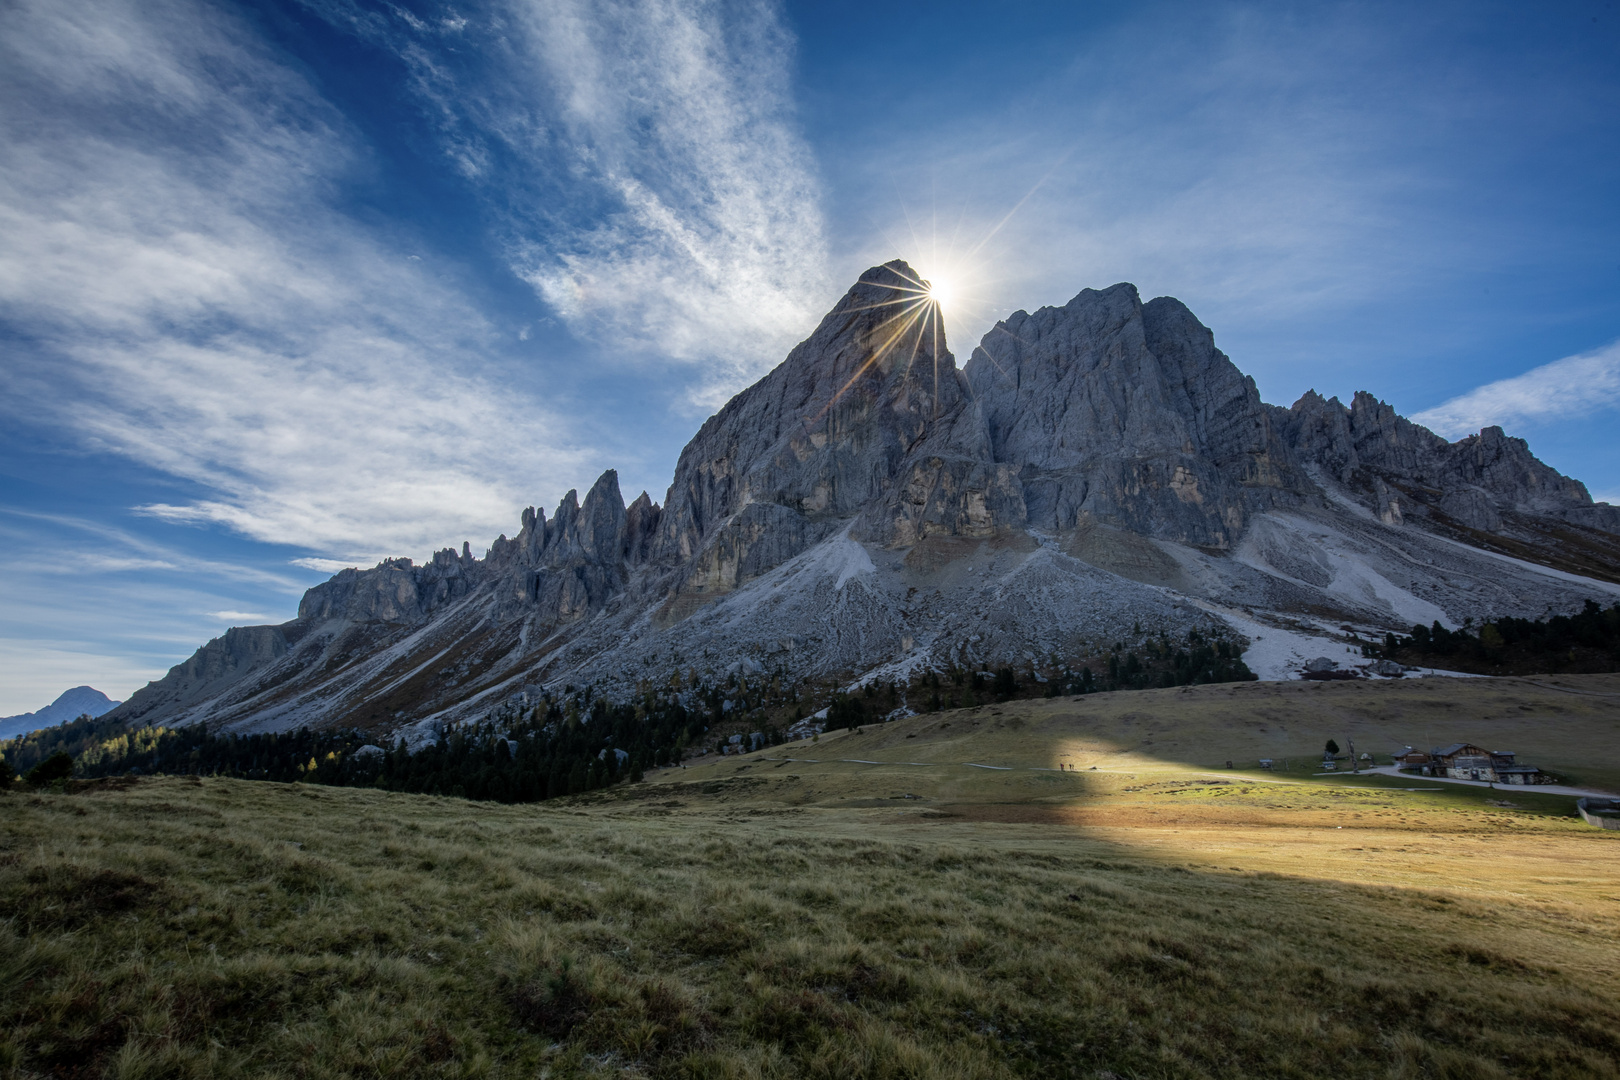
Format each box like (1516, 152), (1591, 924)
(0, 686), (121, 741)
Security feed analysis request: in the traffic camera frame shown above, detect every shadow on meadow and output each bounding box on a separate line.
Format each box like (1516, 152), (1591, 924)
(2, 767), (1619, 1080)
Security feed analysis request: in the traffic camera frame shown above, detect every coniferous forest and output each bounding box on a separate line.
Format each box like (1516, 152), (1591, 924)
(1, 629), (1256, 804)
(0, 693), (719, 803)
(1370, 599), (1620, 676)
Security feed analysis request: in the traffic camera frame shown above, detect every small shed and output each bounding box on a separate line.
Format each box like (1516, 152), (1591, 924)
(1577, 799), (1620, 829)
(1394, 748), (1432, 772)
(1494, 764), (1551, 785)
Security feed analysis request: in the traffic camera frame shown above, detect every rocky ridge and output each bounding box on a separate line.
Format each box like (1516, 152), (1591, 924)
(104, 262), (1620, 737)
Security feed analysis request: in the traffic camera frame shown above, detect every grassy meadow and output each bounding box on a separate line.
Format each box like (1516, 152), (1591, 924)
(3, 675), (1620, 1079)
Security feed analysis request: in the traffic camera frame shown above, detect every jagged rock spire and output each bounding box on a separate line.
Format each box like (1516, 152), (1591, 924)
(108, 263), (1620, 739)
(648, 259), (1022, 601)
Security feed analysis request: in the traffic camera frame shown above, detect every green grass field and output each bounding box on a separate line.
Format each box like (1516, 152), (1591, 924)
(4, 675), (1619, 1079)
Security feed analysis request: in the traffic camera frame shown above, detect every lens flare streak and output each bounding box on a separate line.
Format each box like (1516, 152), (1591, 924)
(811, 267), (944, 426)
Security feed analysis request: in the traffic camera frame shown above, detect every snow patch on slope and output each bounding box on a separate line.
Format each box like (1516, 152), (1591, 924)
(830, 532), (877, 591)
(1199, 605), (1347, 681)
(1237, 514), (1451, 628)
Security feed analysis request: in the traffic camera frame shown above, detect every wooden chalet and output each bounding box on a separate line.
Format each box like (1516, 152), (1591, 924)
(1415, 743), (1551, 785)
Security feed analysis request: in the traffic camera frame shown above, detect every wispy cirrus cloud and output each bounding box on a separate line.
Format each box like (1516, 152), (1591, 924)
(0, 509), (312, 712)
(207, 611), (274, 623)
(289, 557), (369, 574)
(304, 0), (833, 408)
(0, 0), (590, 562)
(1411, 341), (1620, 439)
(0, 510), (308, 595)
(0, 0), (834, 707)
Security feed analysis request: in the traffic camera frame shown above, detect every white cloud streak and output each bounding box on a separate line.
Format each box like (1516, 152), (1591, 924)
(1411, 341), (1620, 439)
(0, 0), (832, 705)
(510, 0), (832, 404)
(0, 0), (590, 561)
(308, 0), (833, 408)
(0, 509), (315, 712)
(0, 509), (308, 595)
(289, 557), (367, 574)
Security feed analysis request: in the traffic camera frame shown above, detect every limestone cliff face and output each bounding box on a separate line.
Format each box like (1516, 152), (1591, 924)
(649, 261), (1021, 602)
(964, 284), (1307, 548)
(298, 543), (479, 623)
(104, 262), (1620, 736)
(111, 625), (290, 725)
(484, 470), (648, 625)
(1274, 390), (1614, 532)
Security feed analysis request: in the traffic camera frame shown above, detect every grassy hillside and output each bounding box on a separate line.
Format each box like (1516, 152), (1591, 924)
(669, 671), (1620, 794)
(3, 675), (1619, 1079)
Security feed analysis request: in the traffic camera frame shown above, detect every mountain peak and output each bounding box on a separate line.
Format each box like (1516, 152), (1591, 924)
(0, 685), (121, 740)
(100, 274), (1620, 737)
(786, 259), (946, 388)
(646, 260), (988, 596)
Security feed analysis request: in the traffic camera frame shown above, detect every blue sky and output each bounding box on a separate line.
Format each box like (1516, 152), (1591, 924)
(2, 0), (1618, 713)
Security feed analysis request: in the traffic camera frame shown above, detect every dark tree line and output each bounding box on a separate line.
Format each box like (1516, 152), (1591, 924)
(1096, 630), (1254, 692)
(1369, 599), (1620, 675)
(1, 692), (717, 804)
(820, 630), (1254, 730)
(1, 712), (132, 776)
(4, 629), (1256, 799)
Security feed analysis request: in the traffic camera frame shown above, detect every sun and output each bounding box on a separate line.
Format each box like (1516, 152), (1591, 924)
(926, 275), (955, 309)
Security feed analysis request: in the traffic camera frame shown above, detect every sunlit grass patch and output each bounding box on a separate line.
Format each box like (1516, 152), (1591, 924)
(1, 775), (1618, 1078)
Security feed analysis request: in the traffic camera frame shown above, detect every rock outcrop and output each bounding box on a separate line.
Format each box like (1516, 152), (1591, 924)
(112, 625), (292, 726)
(1273, 390), (1620, 551)
(487, 470), (635, 625)
(965, 285), (1308, 547)
(298, 545), (480, 624)
(104, 261), (1620, 736)
(648, 262), (1022, 609)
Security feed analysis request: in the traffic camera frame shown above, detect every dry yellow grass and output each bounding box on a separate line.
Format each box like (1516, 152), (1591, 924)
(672, 671), (1620, 789)
(650, 673), (1620, 913)
(3, 674), (1619, 1078)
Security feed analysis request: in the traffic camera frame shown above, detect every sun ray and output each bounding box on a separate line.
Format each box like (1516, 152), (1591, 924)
(964, 144), (1076, 261)
(811, 294), (935, 426)
(930, 290), (942, 420)
(897, 304), (928, 390)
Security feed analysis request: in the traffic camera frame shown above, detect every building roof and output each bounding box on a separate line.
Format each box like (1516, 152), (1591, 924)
(1432, 743), (1497, 759)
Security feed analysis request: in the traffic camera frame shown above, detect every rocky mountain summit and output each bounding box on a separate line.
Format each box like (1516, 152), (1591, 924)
(105, 262), (1620, 737)
(0, 686), (121, 740)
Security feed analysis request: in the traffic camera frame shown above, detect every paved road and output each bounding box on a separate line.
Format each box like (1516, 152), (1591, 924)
(1355, 764), (1615, 799)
